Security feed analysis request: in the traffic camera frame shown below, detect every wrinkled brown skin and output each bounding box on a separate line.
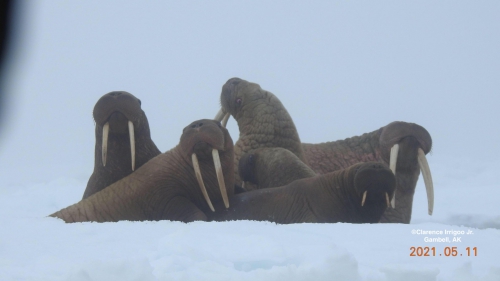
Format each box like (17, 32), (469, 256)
(239, 147), (316, 189)
(220, 78), (307, 188)
(210, 162), (396, 224)
(82, 91), (161, 199)
(219, 77), (432, 223)
(303, 122), (432, 223)
(51, 119), (235, 223)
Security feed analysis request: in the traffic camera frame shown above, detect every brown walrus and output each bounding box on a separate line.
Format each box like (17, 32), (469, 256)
(239, 147), (316, 190)
(214, 77), (433, 223)
(52, 119), (234, 222)
(210, 161), (396, 224)
(215, 77), (307, 189)
(82, 91), (161, 199)
(303, 121), (433, 223)
(52, 118), (395, 224)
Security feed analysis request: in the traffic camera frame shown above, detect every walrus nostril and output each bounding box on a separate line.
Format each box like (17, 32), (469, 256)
(108, 91), (122, 97)
(191, 122), (204, 129)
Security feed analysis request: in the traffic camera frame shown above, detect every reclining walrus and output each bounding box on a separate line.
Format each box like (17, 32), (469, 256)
(214, 77), (434, 223)
(52, 119), (233, 222)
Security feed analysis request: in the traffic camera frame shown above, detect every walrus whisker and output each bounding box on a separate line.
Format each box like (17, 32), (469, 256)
(417, 148), (434, 215)
(389, 143), (399, 208)
(128, 121), (135, 171)
(361, 190), (367, 206)
(212, 148), (229, 208)
(102, 122), (109, 167)
(192, 153), (215, 212)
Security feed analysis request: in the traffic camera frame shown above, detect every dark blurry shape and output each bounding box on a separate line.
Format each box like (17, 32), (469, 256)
(1, 0), (14, 130)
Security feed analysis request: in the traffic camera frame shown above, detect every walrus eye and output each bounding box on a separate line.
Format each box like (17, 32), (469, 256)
(235, 98), (242, 105)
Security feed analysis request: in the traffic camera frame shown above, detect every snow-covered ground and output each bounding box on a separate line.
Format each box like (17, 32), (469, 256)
(1, 159), (499, 281)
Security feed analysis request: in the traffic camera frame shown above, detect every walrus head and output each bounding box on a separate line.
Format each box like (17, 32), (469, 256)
(180, 119), (234, 211)
(82, 91), (161, 199)
(93, 91), (144, 171)
(380, 121), (434, 215)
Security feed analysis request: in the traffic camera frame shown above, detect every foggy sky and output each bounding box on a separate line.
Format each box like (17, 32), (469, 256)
(0, 1), (499, 187)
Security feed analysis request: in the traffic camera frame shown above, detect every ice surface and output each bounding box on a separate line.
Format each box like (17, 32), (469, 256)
(0, 173), (499, 281)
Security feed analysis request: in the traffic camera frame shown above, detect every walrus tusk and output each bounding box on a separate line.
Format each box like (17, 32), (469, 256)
(389, 144), (399, 208)
(214, 108), (224, 121)
(361, 191), (367, 206)
(192, 153), (215, 212)
(418, 148), (434, 215)
(214, 109), (230, 128)
(102, 122), (109, 167)
(212, 149), (229, 208)
(221, 112), (230, 128)
(128, 121), (135, 171)
(386, 193), (391, 208)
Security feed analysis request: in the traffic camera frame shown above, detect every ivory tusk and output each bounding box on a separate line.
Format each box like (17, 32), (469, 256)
(361, 191), (367, 206)
(389, 144), (399, 208)
(102, 122), (109, 167)
(386, 193), (391, 208)
(418, 148), (434, 216)
(221, 112), (230, 128)
(212, 149), (229, 208)
(214, 108), (225, 121)
(128, 121), (135, 171)
(389, 144), (399, 175)
(241, 181), (245, 190)
(214, 108), (230, 128)
(192, 153), (215, 212)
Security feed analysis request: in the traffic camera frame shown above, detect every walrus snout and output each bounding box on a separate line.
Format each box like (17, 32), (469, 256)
(221, 78), (243, 108)
(353, 162), (395, 208)
(181, 119), (234, 211)
(107, 111), (130, 134)
(93, 91), (143, 126)
(181, 119), (229, 155)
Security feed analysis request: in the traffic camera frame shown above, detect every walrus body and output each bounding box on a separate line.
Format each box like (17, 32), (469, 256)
(52, 119), (235, 223)
(217, 78), (307, 189)
(239, 147), (316, 190)
(83, 91), (161, 199)
(211, 162), (396, 224)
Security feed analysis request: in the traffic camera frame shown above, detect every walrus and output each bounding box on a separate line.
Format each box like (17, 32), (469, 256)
(239, 147), (316, 190)
(302, 121), (433, 223)
(210, 162), (396, 224)
(52, 118), (395, 224)
(82, 91), (161, 199)
(51, 119), (234, 222)
(215, 77), (307, 189)
(214, 77), (434, 223)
